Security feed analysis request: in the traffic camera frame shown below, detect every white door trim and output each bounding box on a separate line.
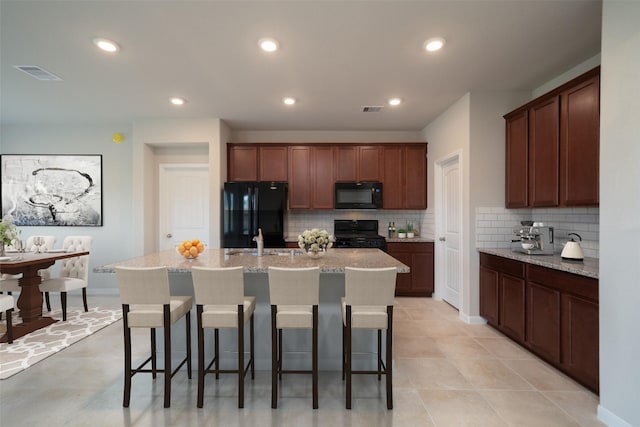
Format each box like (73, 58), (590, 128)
(434, 150), (464, 309)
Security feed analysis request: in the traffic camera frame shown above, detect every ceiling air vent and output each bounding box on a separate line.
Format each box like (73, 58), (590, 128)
(14, 65), (62, 81)
(361, 106), (384, 113)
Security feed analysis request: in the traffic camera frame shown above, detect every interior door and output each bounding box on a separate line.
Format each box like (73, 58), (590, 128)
(158, 164), (209, 250)
(438, 156), (461, 309)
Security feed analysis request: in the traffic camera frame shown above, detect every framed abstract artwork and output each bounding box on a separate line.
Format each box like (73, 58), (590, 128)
(0, 154), (103, 226)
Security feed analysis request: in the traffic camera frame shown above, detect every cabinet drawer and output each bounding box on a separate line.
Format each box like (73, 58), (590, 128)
(480, 253), (525, 278)
(527, 265), (598, 301)
(387, 242), (433, 254)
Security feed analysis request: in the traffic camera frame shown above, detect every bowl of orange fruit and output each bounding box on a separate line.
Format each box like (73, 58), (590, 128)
(176, 239), (206, 259)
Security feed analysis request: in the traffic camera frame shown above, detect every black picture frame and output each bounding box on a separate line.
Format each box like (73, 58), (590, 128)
(0, 154), (103, 226)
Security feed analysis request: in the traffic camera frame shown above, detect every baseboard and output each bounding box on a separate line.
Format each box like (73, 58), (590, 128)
(459, 313), (487, 325)
(597, 404), (634, 427)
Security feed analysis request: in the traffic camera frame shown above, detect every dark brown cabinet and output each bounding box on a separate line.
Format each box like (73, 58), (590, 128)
(383, 144), (427, 209)
(480, 252), (599, 393)
(228, 145), (258, 181)
(358, 146), (383, 181)
(560, 73), (600, 206)
(288, 146), (312, 209)
(387, 242), (434, 297)
(479, 253), (525, 341)
(335, 146), (358, 181)
(288, 146), (335, 210)
(259, 146), (288, 182)
(311, 146), (335, 209)
(504, 67), (600, 208)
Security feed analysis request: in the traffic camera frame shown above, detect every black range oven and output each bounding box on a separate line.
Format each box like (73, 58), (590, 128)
(333, 219), (387, 251)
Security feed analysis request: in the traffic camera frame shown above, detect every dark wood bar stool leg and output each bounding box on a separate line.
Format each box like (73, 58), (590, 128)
(312, 305), (318, 409)
(250, 314), (255, 379)
(197, 305), (205, 408)
(163, 306), (171, 408)
(238, 306), (245, 408)
(271, 305), (278, 409)
(122, 304), (132, 408)
(151, 328), (157, 379)
(346, 305), (352, 410)
(386, 305), (393, 410)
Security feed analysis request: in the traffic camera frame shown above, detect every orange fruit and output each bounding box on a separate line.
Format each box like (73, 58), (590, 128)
(192, 239), (200, 246)
(189, 246), (198, 257)
(177, 243), (185, 253)
(184, 241), (192, 249)
(197, 243), (205, 253)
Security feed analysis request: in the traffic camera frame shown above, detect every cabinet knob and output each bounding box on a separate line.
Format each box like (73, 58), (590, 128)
(439, 237), (446, 242)
(166, 233), (173, 238)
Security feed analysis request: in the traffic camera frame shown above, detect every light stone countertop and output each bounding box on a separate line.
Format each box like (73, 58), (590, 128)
(478, 248), (599, 279)
(94, 248), (410, 274)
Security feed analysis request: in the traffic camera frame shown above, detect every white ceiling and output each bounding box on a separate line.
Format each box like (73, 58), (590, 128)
(0, 0), (602, 131)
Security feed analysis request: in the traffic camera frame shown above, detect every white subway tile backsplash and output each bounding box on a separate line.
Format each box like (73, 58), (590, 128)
(476, 206), (599, 258)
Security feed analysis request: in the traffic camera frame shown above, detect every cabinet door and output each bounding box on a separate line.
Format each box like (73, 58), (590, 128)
(382, 146), (403, 209)
(411, 249), (434, 294)
(358, 146), (382, 181)
(499, 274), (526, 342)
(335, 146), (358, 181)
(404, 145), (427, 209)
(312, 146), (335, 209)
(505, 110), (528, 208)
(528, 96), (560, 207)
(560, 74), (599, 206)
(526, 282), (561, 363)
(479, 266), (499, 326)
(259, 146), (288, 181)
(288, 146), (312, 209)
(228, 145), (258, 181)
(562, 294), (599, 392)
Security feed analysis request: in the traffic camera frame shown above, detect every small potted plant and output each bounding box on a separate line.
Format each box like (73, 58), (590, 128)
(407, 223), (415, 238)
(397, 228), (407, 238)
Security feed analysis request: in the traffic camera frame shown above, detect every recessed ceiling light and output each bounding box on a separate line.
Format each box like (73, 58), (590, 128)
(282, 97), (296, 105)
(388, 98), (402, 106)
(93, 38), (120, 53)
(170, 97), (186, 106)
(258, 38), (279, 52)
(423, 37), (445, 52)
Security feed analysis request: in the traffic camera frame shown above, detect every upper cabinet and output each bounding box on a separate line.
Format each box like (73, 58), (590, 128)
(228, 144), (288, 182)
(228, 142), (428, 210)
(383, 144), (427, 209)
(504, 67), (600, 208)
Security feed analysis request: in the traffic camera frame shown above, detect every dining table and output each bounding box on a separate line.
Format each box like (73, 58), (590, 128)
(0, 250), (89, 343)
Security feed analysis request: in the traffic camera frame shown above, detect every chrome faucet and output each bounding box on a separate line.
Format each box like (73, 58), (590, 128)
(253, 228), (264, 257)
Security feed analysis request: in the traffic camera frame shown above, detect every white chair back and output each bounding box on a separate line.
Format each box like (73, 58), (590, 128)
(344, 267), (397, 306)
(268, 267), (320, 306)
(191, 266), (244, 305)
(25, 235), (57, 252)
(116, 266), (171, 305)
(59, 236), (92, 282)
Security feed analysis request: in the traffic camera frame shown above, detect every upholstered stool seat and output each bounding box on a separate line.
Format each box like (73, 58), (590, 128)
(191, 266), (255, 408)
(342, 267), (397, 410)
(268, 266), (320, 409)
(115, 266), (192, 408)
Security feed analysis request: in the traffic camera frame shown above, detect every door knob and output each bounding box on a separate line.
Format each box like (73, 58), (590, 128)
(439, 237), (446, 242)
(166, 233), (172, 238)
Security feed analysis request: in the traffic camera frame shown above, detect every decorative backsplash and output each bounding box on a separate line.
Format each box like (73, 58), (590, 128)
(286, 209), (435, 240)
(476, 206), (599, 258)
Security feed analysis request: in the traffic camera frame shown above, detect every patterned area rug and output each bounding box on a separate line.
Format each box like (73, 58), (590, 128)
(0, 306), (122, 379)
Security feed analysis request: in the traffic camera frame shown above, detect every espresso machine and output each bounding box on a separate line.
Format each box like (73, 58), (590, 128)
(512, 223), (554, 255)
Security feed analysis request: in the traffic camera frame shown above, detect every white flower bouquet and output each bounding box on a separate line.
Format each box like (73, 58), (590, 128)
(298, 228), (334, 256)
(0, 215), (19, 246)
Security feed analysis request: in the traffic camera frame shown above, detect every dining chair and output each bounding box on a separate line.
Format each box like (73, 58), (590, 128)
(342, 266), (397, 410)
(267, 266), (320, 409)
(191, 266), (255, 408)
(115, 266), (192, 408)
(0, 235), (57, 295)
(39, 235), (91, 321)
(0, 294), (15, 343)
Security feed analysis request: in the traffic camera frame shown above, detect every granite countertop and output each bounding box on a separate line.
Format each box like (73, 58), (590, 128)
(478, 248), (599, 279)
(95, 248), (410, 274)
(386, 236), (435, 243)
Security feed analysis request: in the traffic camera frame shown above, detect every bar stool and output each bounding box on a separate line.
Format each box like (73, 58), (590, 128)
(191, 266), (255, 408)
(115, 266), (192, 408)
(268, 266), (320, 409)
(342, 267), (397, 410)
(0, 294), (15, 343)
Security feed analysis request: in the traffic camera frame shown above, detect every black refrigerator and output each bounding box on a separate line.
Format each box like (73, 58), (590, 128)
(222, 182), (287, 248)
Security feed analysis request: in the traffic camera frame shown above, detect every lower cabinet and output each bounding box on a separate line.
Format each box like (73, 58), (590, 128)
(479, 252), (599, 393)
(387, 242), (434, 297)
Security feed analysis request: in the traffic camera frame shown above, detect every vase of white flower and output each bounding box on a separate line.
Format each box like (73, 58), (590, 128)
(0, 216), (19, 256)
(298, 228), (334, 258)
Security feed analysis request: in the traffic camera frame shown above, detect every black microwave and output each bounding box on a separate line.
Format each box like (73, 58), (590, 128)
(335, 182), (383, 209)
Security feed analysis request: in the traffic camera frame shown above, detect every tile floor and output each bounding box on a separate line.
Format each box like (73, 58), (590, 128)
(0, 295), (604, 426)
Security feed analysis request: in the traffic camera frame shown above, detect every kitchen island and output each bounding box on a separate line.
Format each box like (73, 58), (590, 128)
(95, 248), (409, 370)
